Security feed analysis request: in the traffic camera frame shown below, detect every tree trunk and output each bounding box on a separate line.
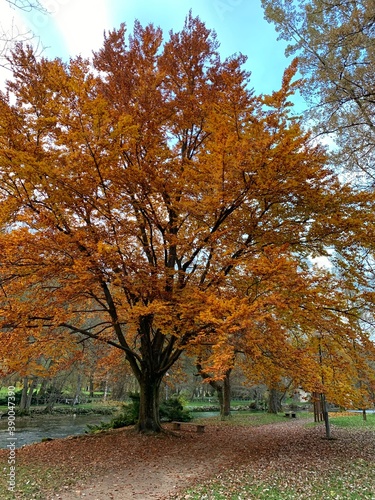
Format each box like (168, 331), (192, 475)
(19, 376), (38, 412)
(313, 391), (323, 422)
(221, 369), (231, 419)
(103, 377), (109, 401)
(25, 376), (38, 410)
(208, 376), (231, 419)
(19, 377), (29, 411)
(43, 386), (58, 413)
(196, 362), (232, 419)
(113, 314), (182, 433)
(37, 378), (49, 404)
(268, 388), (282, 414)
(112, 378), (126, 400)
(136, 372), (163, 433)
(320, 393), (332, 439)
(43, 376), (67, 413)
(89, 375), (94, 398)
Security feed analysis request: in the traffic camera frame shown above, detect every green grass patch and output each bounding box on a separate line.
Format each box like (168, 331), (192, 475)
(329, 412), (375, 429)
(193, 411), (310, 427)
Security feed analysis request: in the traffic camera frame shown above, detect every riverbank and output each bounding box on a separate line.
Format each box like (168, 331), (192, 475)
(0, 404), (118, 418)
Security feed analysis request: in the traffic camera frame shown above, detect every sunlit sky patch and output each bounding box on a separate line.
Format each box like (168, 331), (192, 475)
(1, 0), (305, 105)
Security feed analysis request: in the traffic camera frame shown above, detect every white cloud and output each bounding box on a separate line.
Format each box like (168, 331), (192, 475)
(58, 1), (111, 57)
(38, 0), (113, 58)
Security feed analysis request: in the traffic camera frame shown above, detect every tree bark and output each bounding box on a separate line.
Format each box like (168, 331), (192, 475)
(136, 372), (163, 433)
(89, 375), (94, 398)
(313, 391), (323, 422)
(19, 376), (38, 412)
(37, 378), (49, 403)
(268, 388), (283, 414)
(320, 393), (332, 439)
(112, 378), (126, 400)
(26, 376), (38, 410)
(19, 377), (29, 411)
(221, 369), (232, 419)
(43, 375), (68, 413)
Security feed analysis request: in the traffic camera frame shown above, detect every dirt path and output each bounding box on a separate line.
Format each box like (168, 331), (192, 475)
(11, 417), (375, 499)
(49, 418), (370, 499)
(53, 419), (307, 499)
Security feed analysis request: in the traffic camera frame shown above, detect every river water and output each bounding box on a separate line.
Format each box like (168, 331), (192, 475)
(0, 413), (113, 449)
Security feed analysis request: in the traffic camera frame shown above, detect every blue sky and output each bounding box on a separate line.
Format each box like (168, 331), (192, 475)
(2, 0), (297, 99)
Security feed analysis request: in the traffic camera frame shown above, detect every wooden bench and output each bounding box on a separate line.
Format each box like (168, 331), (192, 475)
(284, 412), (297, 418)
(171, 421), (205, 433)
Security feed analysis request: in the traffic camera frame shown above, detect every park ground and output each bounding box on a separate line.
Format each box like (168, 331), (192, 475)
(1, 412), (375, 499)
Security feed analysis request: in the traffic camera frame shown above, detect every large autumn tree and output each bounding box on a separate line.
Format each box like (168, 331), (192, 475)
(0, 13), (363, 432)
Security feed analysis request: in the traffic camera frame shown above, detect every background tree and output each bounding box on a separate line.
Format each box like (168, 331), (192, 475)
(0, 13), (366, 433)
(261, 0), (375, 180)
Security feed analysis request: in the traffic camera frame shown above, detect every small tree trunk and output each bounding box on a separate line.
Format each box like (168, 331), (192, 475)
(320, 393), (332, 439)
(37, 378), (49, 404)
(208, 377), (231, 419)
(44, 386), (58, 413)
(25, 376), (38, 411)
(136, 372), (163, 433)
(43, 376), (66, 413)
(196, 362), (232, 419)
(112, 378), (126, 400)
(215, 383), (224, 413)
(89, 376), (94, 398)
(362, 409), (367, 421)
(313, 392), (323, 422)
(19, 377), (29, 411)
(73, 373), (82, 405)
(103, 377), (109, 401)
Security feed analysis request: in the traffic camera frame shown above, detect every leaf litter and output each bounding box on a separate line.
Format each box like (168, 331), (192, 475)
(1, 417), (374, 499)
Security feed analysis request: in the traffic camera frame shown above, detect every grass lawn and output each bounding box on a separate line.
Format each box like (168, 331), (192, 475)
(328, 411), (375, 429)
